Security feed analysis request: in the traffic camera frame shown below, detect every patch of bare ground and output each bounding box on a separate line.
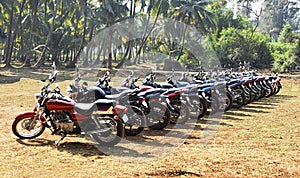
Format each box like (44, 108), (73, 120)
(0, 72), (299, 177)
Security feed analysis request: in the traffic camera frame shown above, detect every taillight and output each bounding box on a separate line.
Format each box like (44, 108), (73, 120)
(123, 107), (128, 114)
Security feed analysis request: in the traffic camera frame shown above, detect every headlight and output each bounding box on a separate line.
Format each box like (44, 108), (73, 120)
(35, 101), (40, 109)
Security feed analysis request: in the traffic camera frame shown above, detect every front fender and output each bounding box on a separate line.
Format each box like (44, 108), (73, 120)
(15, 111), (46, 122)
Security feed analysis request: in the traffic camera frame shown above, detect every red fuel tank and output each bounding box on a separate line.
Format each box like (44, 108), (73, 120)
(139, 85), (152, 92)
(46, 99), (75, 111)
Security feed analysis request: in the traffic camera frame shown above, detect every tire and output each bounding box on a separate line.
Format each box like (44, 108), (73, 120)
(243, 87), (251, 105)
(260, 88), (266, 99)
(169, 100), (189, 124)
(224, 92), (233, 111)
(91, 118), (124, 146)
(210, 94), (220, 114)
(12, 117), (45, 139)
(249, 90), (257, 103)
(264, 83), (273, 97)
(147, 102), (171, 130)
(274, 82), (281, 94)
(188, 96), (207, 119)
(124, 106), (145, 136)
(232, 92), (244, 109)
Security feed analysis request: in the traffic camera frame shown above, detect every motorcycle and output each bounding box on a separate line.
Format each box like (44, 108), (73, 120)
(67, 70), (146, 136)
(12, 63), (128, 146)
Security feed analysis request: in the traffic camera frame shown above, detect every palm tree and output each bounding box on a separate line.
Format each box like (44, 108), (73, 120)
(95, 0), (129, 69)
(33, 0), (60, 68)
(170, 0), (216, 61)
(3, 0), (26, 68)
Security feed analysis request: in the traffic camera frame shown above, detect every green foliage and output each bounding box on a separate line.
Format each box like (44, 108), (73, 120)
(210, 26), (273, 69)
(270, 35), (300, 72)
(278, 24), (297, 43)
(0, 0), (298, 71)
(270, 24), (300, 72)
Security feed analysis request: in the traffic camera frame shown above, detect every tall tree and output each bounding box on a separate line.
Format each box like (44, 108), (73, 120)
(170, 0), (216, 61)
(33, 0), (60, 68)
(4, 0), (26, 68)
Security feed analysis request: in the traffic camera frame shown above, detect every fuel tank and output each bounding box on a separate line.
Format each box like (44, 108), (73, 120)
(139, 85), (153, 92)
(46, 99), (75, 111)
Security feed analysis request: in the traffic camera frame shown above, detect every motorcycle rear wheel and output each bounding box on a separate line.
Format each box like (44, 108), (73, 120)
(224, 92), (233, 111)
(169, 100), (190, 124)
(147, 102), (171, 130)
(90, 118), (124, 146)
(12, 117), (45, 139)
(187, 96), (207, 119)
(124, 106), (146, 136)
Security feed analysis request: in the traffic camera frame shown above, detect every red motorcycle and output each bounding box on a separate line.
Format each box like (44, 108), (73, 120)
(12, 63), (128, 146)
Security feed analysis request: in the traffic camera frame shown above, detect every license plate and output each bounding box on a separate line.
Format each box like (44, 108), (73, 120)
(122, 114), (129, 123)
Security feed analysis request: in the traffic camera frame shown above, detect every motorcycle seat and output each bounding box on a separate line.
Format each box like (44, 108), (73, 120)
(74, 102), (97, 116)
(227, 79), (240, 85)
(175, 82), (189, 88)
(111, 87), (130, 94)
(75, 99), (116, 116)
(105, 89), (132, 100)
(197, 83), (214, 89)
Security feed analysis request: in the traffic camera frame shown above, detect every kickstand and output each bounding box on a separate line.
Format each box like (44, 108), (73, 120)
(55, 133), (66, 147)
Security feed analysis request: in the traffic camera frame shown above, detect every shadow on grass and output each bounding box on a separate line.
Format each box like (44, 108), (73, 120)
(222, 115), (244, 121)
(238, 107), (270, 114)
(146, 170), (203, 177)
(225, 110), (252, 116)
(0, 75), (20, 84)
(16, 138), (55, 146)
(242, 105), (274, 110)
(57, 141), (106, 157)
(0, 68), (74, 84)
(196, 118), (233, 127)
(222, 93), (293, 121)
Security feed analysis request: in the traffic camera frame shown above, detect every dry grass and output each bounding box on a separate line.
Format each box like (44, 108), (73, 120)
(0, 70), (299, 177)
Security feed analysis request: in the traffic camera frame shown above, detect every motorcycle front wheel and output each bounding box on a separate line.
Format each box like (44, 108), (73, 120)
(12, 117), (45, 139)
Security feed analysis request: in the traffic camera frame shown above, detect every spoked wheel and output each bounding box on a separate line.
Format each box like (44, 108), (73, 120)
(12, 117), (45, 139)
(147, 102), (171, 130)
(89, 116), (124, 146)
(124, 106), (146, 136)
(169, 100), (189, 124)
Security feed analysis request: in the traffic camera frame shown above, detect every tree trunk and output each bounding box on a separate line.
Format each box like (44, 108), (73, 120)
(25, 0), (39, 67)
(116, 42), (132, 68)
(4, 0), (26, 68)
(4, 0), (15, 68)
(34, 0), (60, 68)
(73, 0), (88, 65)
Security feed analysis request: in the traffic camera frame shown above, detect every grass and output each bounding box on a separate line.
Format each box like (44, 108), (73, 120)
(0, 70), (299, 177)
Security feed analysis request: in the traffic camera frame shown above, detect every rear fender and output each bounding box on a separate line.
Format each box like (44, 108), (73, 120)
(15, 111), (46, 122)
(114, 105), (128, 115)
